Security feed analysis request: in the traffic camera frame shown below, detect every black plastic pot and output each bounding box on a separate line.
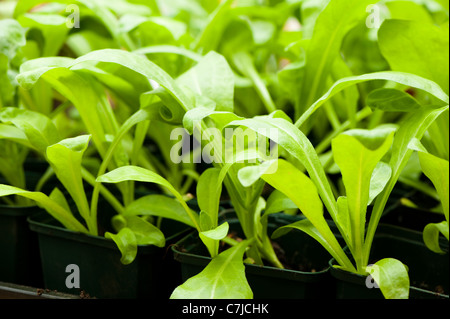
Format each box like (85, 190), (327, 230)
(0, 205), (44, 287)
(0, 281), (80, 299)
(380, 205), (445, 232)
(172, 213), (343, 299)
(329, 224), (449, 299)
(28, 211), (192, 299)
(0, 158), (51, 287)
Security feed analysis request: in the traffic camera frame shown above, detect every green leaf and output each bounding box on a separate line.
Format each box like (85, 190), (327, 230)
(200, 222), (230, 258)
(378, 19), (449, 94)
(366, 88), (422, 112)
(124, 194), (198, 229)
(46, 135), (93, 233)
(0, 55), (14, 107)
(170, 239), (253, 299)
(297, 0), (374, 118)
(0, 18), (26, 60)
(17, 13), (69, 57)
(71, 49), (193, 112)
(295, 71), (450, 129)
(0, 124), (33, 149)
(97, 165), (200, 231)
(0, 107), (61, 153)
(332, 132), (394, 271)
(423, 221), (449, 254)
(121, 215), (165, 247)
(336, 196), (351, 250)
(183, 108), (242, 135)
(105, 228), (137, 265)
(197, 167), (222, 229)
(368, 162), (392, 206)
(16, 63), (109, 157)
(0, 184), (88, 233)
(385, 1), (435, 25)
(177, 51), (234, 113)
(133, 45), (202, 63)
(342, 125), (398, 151)
(49, 187), (72, 214)
(264, 190), (298, 215)
(194, 0), (234, 53)
(366, 258), (410, 299)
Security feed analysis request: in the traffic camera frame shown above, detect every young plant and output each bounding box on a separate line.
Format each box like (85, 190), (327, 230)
(0, 47), (209, 264)
(231, 67), (449, 298)
(0, 106), (200, 265)
(58, 48), (285, 298)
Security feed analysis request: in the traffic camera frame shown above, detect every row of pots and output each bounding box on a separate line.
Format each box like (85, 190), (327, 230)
(1, 200), (448, 299)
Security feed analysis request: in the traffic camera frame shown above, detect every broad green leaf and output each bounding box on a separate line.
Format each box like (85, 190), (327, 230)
(200, 222), (230, 258)
(177, 51), (234, 112)
(16, 64), (109, 156)
(366, 88), (422, 112)
(333, 132), (394, 270)
(18, 56), (74, 76)
(124, 194), (198, 228)
(0, 124), (33, 148)
(14, 0), (74, 17)
(0, 184), (88, 233)
(378, 19), (449, 161)
(385, 1), (435, 25)
(237, 160), (277, 188)
(0, 18), (26, 60)
(423, 221), (449, 254)
(379, 19), (449, 94)
(170, 239), (253, 299)
(121, 215), (165, 247)
(17, 13), (69, 57)
(46, 135), (93, 232)
(97, 165), (200, 231)
(0, 107), (61, 153)
(105, 228), (137, 265)
(98, 165), (178, 195)
(366, 258), (410, 299)
(343, 125), (398, 150)
(295, 71), (450, 129)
